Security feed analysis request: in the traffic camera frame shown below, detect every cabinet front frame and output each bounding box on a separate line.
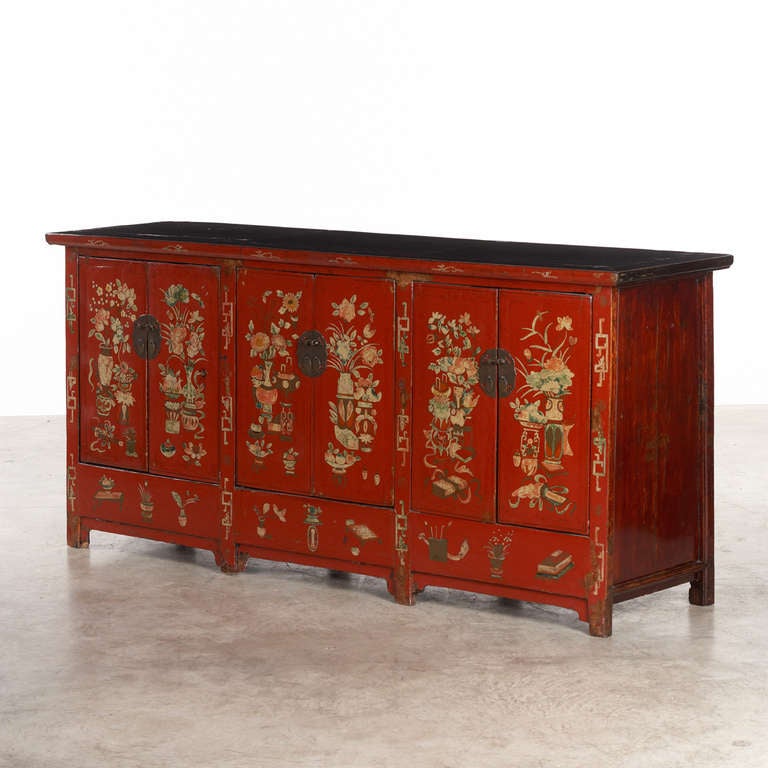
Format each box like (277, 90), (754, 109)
(63, 241), (619, 633)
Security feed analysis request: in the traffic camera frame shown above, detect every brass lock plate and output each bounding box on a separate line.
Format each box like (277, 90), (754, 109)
(296, 330), (327, 377)
(478, 348), (516, 398)
(133, 315), (161, 360)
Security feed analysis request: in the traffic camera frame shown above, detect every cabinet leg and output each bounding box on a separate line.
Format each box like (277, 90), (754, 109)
(216, 547), (248, 575)
(587, 596), (613, 637)
(388, 566), (416, 606)
(67, 516), (89, 548)
(689, 564), (714, 606)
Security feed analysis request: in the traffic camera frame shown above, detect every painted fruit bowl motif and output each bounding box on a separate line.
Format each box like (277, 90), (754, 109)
(99, 476), (115, 491)
(324, 446), (358, 473)
(277, 371), (300, 393)
(256, 387), (279, 406)
(247, 422), (264, 438)
(160, 441), (177, 457)
(248, 442), (273, 460)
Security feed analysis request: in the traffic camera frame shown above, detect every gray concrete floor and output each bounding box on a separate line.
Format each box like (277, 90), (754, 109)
(1, 408), (766, 768)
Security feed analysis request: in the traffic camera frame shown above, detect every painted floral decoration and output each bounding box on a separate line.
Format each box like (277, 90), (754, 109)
(423, 311), (482, 502)
(245, 289), (303, 471)
(325, 294), (384, 474)
(87, 278), (140, 454)
(246, 289), (302, 364)
(88, 279), (138, 355)
(508, 310), (579, 516)
(158, 283), (207, 452)
(517, 312), (576, 399)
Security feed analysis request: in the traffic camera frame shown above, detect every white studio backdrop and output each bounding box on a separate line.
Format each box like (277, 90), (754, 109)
(0, 0), (763, 415)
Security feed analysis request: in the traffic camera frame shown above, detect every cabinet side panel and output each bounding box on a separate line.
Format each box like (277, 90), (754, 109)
(614, 277), (702, 584)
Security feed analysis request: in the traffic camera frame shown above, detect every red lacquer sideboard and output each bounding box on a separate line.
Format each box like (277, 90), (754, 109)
(46, 222), (733, 636)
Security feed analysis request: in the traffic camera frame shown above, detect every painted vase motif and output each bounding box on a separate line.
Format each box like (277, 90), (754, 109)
(97, 346), (115, 388)
(303, 504), (322, 552)
(172, 490), (199, 528)
(417, 522), (470, 562)
(138, 482), (154, 521)
(484, 530), (514, 579)
(164, 399), (182, 434)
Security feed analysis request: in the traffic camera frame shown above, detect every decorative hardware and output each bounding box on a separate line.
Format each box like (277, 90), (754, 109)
(478, 349), (516, 398)
(296, 330), (327, 377)
(133, 315), (161, 360)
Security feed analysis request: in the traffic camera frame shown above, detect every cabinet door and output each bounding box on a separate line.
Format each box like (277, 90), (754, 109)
(313, 275), (396, 506)
(497, 290), (591, 533)
(148, 263), (220, 482)
(79, 258), (148, 470)
(236, 269), (314, 494)
(411, 283), (498, 521)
